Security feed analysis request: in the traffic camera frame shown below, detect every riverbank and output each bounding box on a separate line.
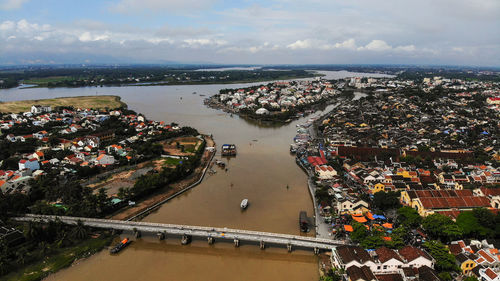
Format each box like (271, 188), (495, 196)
(1, 233), (113, 281)
(109, 134), (216, 220)
(0, 95), (126, 113)
(7, 72), (320, 90)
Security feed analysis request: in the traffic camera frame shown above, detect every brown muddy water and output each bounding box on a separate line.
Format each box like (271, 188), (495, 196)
(0, 71), (389, 281)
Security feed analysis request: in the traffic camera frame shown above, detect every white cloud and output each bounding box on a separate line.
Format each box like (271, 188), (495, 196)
(0, 20), (15, 31)
(111, 0), (217, 13)
(287, 39), (312, 50)
(395, 45), (416, 52)
(358, 40), (392, 51)
(78, 32), (110, 42)
(0, 0), (29, 10)
(182, 38), (227, 47)
(333, 39), (357, 50)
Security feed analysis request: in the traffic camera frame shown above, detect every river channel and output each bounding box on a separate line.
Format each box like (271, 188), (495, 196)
(0, 71), (391, 281)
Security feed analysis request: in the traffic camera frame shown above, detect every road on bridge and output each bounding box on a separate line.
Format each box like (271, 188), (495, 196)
(15, 214), (349, 252)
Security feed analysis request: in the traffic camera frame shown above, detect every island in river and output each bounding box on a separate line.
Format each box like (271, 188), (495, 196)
(205, 79), (341, 124)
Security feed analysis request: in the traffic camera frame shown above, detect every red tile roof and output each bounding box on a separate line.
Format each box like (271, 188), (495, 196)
(376, 247), (404, 263)
(398, 246), (432, 262)
(485, 268), (498, 279)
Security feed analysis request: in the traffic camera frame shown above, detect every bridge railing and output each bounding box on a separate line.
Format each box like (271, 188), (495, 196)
(18, 214), (348, 246)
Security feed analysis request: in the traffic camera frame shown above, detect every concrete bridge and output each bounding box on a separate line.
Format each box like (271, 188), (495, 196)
(14, 214), (349, 253)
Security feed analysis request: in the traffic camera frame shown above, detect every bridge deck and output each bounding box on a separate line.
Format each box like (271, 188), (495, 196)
(15, 214), (348, 250)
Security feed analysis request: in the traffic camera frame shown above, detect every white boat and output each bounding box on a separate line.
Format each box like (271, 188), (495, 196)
(240, 199), (249, 209)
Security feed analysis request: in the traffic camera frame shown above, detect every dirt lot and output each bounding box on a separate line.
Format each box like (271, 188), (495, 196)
(109, 135), (215, 220)
(160, 136), (203, 156)
(0, 95), (125, 113)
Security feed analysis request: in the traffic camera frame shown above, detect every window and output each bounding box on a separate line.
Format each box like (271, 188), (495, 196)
(377, 266), (381, 270)
(383, 265), (387, 270)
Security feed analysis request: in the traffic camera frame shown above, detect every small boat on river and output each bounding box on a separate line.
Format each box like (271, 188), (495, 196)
(240, 199), (249, 209)
(110, 237), (132, 254)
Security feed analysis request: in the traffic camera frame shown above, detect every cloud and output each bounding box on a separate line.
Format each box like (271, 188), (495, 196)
(395, 45), (416, 52)
(78, 32), (110, 42)
(287, 39), (312, 50)
(358, 40), (392, 51)
(332, 39), (357, 50)
(0, 0), (29, 10)
(287, 38), (357, 50)
(182, 38), (227, 47)
(110, 0), (217, 13)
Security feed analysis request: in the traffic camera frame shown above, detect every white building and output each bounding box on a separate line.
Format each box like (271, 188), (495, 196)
(31, 105), (51, 114)
(18, 158), (40, 171)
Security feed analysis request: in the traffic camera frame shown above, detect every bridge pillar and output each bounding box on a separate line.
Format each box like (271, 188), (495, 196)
(134, 230), (141, 238)
(314, 247), (319, 255)
(260, 240), (265, 250)
(233, 239), (240, 247)
(181, 234), (192, 245)
(157, 232), (165, 240)
(287, 243), (293, 252)
(207, 236), (214, 245)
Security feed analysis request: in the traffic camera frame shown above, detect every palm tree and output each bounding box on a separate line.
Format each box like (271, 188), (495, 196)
(15, 248), (28, 266)
(71, 220), (88, 240)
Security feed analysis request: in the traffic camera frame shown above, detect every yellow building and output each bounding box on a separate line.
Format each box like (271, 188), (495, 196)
(455, 253), (476, 275)
(370, 183), (385, 194)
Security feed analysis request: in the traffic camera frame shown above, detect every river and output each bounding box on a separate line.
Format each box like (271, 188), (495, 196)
(0, 71), (392, 281)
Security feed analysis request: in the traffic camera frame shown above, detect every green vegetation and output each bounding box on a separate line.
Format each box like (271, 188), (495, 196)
(422, 213), (463, 242)
(2, 234), (112, 281)
(0, 66), (316, 89)
(0, 219), (113, 281)
(119, 139), (206, 200)
(163, 157), (182, 166)
(349, 222), (406, 249)
(319, 269), (342, 281)
(396, 206), (422, 228)
(371, 191), (401, 211)
(422, 240), (460, 272)
(456, 208), (500, 239)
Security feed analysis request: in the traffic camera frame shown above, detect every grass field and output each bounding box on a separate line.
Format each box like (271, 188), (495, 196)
(163, 157), (183, 166)
(22, 76), (75, 85)
(0, 95), (126, 113)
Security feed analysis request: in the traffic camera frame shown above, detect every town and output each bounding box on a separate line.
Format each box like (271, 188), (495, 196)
(0, 99), (212, 214)
(290, 75), (500, 281)
(205, 79), (342, 123)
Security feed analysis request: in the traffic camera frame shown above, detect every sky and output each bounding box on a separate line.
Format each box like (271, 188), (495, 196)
(0, 0), (499, 66)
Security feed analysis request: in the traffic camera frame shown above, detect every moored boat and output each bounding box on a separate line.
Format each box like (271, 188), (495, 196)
(221, 144), (237, 156)
(110, 237), (132, 254)
(240, 199), (249, 209)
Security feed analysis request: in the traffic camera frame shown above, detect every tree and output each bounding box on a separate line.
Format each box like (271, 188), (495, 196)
(96, 188), (108, 212)
(456, 211), (492, 238)
(463, 276), (479, 281)
(372, 191), (401, 211)
(438, 272), (452, 281)
(473, 208), (496, 230)
(350, 222), (368, 243)
(422, 213), (463, 242)
(71, 220), (88, 240)
(397, 206), (422, 228)
(423, 240), (459, 272)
